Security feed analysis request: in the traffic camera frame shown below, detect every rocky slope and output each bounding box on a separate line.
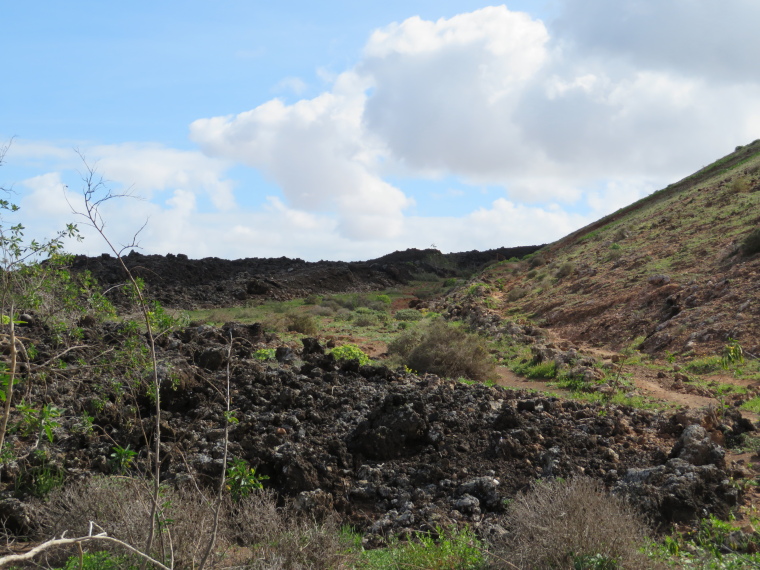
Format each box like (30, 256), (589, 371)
(0, 316), (752, 545)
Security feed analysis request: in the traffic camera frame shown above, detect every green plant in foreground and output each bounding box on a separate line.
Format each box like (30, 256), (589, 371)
(55, 551), (138, 570)
(109, 444), (137, 474)
(253, 348), (276, 361)
(572, 552), (618, 569)
(226, 458), (268, 502)
(354, 526), (485, 569)
(721, 339), (744, 369)
(15, 402), (62, 443)
(331, 344), (371, 366)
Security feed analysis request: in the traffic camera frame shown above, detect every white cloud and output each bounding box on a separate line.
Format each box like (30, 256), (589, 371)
(273, 76), (308, 95)
(88, 143), (236, 211)
(553, 0), (760, 84)
(190, 74), (413, 241)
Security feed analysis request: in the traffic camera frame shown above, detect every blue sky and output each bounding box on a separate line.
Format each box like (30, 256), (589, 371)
(2, 1), (759, 260)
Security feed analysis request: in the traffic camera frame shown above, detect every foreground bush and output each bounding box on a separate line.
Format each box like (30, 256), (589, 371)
(388, 319), (495, 381)
(492, 477), (652, 569)
(43, 477), (353, 569)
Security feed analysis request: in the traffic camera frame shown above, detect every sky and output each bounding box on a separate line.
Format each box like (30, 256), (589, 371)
(2, 1), (759, 261)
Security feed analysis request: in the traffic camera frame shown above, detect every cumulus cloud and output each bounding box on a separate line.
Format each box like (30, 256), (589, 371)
(88, 143), (236, 211)
(191, 1), (760, 253)
(553, 0), (760, 84)
(190, 73), (413, 240)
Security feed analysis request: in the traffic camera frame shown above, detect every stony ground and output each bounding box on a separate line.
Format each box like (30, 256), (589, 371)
(0, 312), (755, 550)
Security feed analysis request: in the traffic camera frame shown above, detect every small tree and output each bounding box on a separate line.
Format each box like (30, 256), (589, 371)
(0, 140), (80, 453)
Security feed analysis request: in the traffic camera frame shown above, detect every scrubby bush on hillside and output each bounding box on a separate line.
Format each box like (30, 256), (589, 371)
(395, 308), (424, 321)
(491, 477), (652, 569)
(729, 176), (751, 194)
(388, 319), (495, 381)
(286, 313), (319, 335)
(742, 228), (760, 256)
(506, 286), (529, 301)
(555, 262), (575, 279)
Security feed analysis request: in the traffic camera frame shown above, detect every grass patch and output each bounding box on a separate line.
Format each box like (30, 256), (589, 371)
(352, 527), (485, 570)
(685, 356), (724, 375)
(512, 360), (558, 379)
(741, 396), (760, 414)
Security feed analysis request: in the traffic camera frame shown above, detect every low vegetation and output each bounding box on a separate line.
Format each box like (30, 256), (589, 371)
(388, 319), (496, 381)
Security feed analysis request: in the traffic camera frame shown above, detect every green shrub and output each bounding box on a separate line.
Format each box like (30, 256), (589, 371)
(302, 294), (322, 305)
(555, 262), (575, 279)
(395, 308), (424, 321)
(375, 294), (391, 305)
(506, 286), (529, 301)
(253, 348), (276, 361)
(354, 314), (378, 327)
(742, 228), (760, 256)
(388, 319), (495, 381)
(331, 344), (371, 365)
(443, 278), (458, 287)
(286, 313), (319, 335)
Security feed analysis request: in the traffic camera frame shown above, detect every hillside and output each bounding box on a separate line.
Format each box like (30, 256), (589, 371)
(463, 140), (760, 359)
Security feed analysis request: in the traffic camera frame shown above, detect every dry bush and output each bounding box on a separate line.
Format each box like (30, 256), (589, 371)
(506, 286), (529, 301)
(388, 319), (495, 381)
(555, 262), (575, 279)
(728, 176), (751, 194)
(231, 493), (353, 570)
(44, 477), (223, 568)
(310, 305), (335, 317)
(42, 477), (354, 569)
(286, 313), (319, 335)
(491, 477), (653, 569)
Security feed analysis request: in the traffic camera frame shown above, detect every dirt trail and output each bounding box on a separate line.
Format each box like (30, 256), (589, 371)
(494, 366), (572, 397)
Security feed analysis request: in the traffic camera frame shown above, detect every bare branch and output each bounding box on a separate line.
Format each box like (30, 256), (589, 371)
(0, 532), (171, 569)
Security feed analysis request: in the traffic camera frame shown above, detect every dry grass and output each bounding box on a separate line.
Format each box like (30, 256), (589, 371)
(491, 477), (655, 569)
(42, 477), (353, 569)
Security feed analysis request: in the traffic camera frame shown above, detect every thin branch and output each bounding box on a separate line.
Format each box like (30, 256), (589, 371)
(70, 156), (164, 564)
(197, 331), (234, 570)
